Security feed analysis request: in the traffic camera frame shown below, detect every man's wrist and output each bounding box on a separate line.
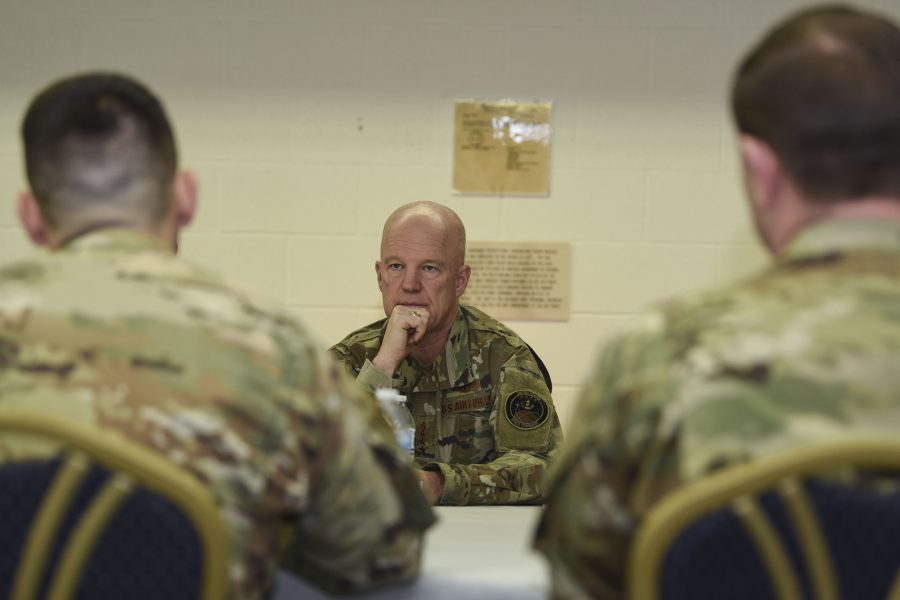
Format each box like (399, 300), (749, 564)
(358, 359), (394, 390)
(371, 352), (400, 378)
(422, 463), (471, 505)
(417, 469), (445, 504)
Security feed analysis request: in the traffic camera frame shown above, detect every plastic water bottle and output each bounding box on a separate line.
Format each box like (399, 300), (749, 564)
(375, 388), (416, 461)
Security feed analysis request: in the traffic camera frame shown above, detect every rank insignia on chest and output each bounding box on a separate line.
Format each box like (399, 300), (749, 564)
(504, 390), (549, 430)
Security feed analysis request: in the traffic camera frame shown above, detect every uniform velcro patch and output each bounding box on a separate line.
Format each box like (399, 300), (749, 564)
(504, 390), (549, 430)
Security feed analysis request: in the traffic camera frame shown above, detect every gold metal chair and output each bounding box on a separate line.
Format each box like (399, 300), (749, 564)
(628, 437), (900, 600)
(0, 408), (230, 600)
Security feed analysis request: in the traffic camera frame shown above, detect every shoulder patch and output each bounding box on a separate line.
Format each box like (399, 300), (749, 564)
(504, 390), (549, 430)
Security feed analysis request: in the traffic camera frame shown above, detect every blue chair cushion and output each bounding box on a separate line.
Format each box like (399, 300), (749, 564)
(0, 457), (205, 600)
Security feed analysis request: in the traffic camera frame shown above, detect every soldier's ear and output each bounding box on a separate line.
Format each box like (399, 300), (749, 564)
(17, 191), (50, 247)
(739, 135), (781, 213)
(375, 261), (385, 289)
(455, 263), (471, 298)
(171, 170), (197, 230)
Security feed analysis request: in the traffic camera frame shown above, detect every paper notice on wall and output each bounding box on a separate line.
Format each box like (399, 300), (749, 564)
(453, 100), (552, 196)
(461, 241), (570, 321)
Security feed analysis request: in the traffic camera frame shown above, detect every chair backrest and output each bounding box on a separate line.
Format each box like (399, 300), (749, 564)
(628, 437), (900, 600)
(0, 408), (230, 600)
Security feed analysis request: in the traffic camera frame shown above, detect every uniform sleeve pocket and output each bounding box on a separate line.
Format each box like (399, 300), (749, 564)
(442, 389), (493, 463)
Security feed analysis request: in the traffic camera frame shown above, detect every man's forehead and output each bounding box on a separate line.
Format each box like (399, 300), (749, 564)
(381, 234), (448, 263)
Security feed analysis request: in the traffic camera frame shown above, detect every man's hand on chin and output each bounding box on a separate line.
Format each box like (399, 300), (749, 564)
(372, 305), (430, 376)
(416, 469), (444, 504)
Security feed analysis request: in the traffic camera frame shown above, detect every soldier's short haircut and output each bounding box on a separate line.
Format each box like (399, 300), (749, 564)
(21, 72), (178, 231)
(732, 5), (900, 202)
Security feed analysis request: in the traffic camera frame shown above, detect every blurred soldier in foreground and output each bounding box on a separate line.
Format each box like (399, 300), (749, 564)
(0, 72), (433, 599)
(535, 5), (900, 598)
(331, 201), (563, 504)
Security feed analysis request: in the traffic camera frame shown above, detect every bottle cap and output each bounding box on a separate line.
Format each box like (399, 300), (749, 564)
(374, 388), (398, 402)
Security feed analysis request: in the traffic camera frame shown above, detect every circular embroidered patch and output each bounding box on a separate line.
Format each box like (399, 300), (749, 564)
(505, 390), (549, 430)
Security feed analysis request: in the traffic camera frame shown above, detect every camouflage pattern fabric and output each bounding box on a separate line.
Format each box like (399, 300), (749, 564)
(0, 229), (435, 599)
(534, 219), (900, 599)
(331, 304), (563, 505)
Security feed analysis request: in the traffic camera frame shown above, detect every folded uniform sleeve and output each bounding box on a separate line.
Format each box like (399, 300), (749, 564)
(330, 341), (396, 391)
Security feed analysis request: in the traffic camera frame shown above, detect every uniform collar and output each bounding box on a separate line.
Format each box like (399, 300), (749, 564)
(60, 227), (173, 257)
(396, 307), (474, 392)
(784, 218), (900, 261)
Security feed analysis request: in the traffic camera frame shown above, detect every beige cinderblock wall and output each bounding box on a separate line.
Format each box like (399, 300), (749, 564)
(1, 0), (896, 429)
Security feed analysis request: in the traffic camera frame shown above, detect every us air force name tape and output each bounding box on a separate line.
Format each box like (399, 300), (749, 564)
(504, 390), (549, 431)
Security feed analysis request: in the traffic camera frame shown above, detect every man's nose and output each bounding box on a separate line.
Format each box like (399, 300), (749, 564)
(401, 269), (421, 292)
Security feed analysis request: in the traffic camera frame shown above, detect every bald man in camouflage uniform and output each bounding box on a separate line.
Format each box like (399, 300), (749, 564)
(331, 201), (562, 505)
(535, 6), (900, 599)
(1, 73), (433, 599)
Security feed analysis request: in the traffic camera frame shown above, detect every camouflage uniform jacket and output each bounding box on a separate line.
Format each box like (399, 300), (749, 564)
(331, 304), (563, 505)
(534, 219), (900, 599)
(0, 229), (434, 599)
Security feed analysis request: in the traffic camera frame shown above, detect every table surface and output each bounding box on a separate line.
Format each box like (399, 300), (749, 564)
(274, 505), (549, 599)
